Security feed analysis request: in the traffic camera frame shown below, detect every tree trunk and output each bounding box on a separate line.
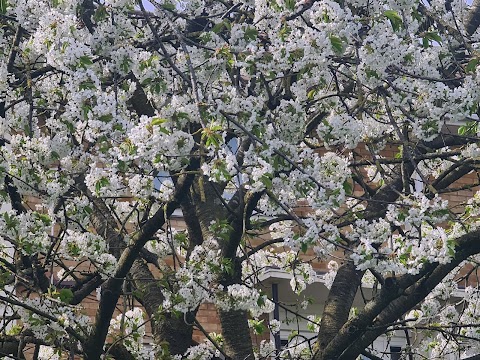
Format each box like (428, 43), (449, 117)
(130, 259), (195, 356)
(315, 167), (413, 359)
(315, 261), (363, 358)
(190, 177), (256, 360)
(218, 308), (254, 360)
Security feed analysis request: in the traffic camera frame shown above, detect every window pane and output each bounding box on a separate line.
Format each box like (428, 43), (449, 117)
(390, 346), (402, 360)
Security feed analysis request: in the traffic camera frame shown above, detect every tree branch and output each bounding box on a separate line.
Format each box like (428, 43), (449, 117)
(325, 227), (480, 359)
(466, 0), (480, 36)
(83, 159), (198, 359)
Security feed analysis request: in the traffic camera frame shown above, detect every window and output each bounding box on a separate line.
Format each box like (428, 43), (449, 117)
(390, 346), (402, 360)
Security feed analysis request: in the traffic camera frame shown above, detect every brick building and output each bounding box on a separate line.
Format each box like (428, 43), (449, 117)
(3, 124), (479, 360)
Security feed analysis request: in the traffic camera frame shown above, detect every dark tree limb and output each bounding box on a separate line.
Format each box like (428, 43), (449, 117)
(466, 0), (480, 36)
(323, 227), (480, 359)
(315, 162), (414, 358)
(130, 259), (195, 356)
(70, 273), (103, 305)
(83, 159), (198, 360)
(79, 0), (96, 34)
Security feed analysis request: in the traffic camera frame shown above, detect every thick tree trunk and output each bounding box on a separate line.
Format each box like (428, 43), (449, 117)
(215, 255), (255, 360)
(333, 228), (480, 359)
(218, 308), (254, 360)
(82, 167), (197, 359)
(315, 166), (414, 359)
(190, 177), (257, 360)
(130, 259), (195, 356)
(315, 261), (363, 357)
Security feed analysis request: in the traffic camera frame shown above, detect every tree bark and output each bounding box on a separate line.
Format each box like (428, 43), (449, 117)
(83, 165), (197, 359)
(189, 177), (261, 360)
(130, 259), (195, 356)
(320, 227), (480, 359)
(316, 261), (363, 353)
(315, 166), (413, 358)
(466, 0), (480, 36)
(337, 262), (467, 357)
(218, 308), (254, 360)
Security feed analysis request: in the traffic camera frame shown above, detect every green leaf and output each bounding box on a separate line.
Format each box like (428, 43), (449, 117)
(58, 289), (73, 304)
(0, 0), (7, 14)
(23, 124), (32, 137)
(93, 5), (108, 22)
(161, 2), (176, 11)
(81, 104), (91, 120)
(404, 53), (414, 63)
(395, 146), (403, 159)
(98, 114), (113, 123)
(211, 21), (226, 34)
(150, 82), (164, 94)
(301, 242), (308, 253)
(458, 121), (477, 135)
(322, 10), (331, 23)
(63, 120), (75, 133)
(95, 177), (110, 195)
(132, 289), (144, 300)
(329, 35), (343, 53)
(466, 58), (479, 73)
(260, 174), (273, 189)
(3, 212), (17, 230)
(424, 31), (442, 43)
(365, 68), (379, 79)
(35, 213), (51, 226)
(5, 325), (21, 336)
(384, 10), (403, 31)
(201, 125), (223, 148)
(250, 319), (265, 335)
(78, 56), (93, 69)
(207, 136), (219, 148)
(285, 0), (295, 10)
(173, 112), (189, 122)
(411, 8), (422, 22)
(117, 160), (127, 172)
(288, 330), (299, 341)
(307, 88), (317, 100)
(244, 26), (258, 41)
(422, 36), (429, 49)
(222, 258), (234, 276)
(447, 239), (457, 257)
(120, 57), (132, 74)
(279, 24), (291, 41)
(112, 124), (123, 131)
(79, 81), (96, 90)
(342, 180), (353, 195)
(422, 32), (442, 48)
(209, 20), (231, 41)
(151, 118), (168, 126)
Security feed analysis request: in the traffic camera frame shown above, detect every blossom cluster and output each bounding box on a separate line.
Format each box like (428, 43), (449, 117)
(1, 0), (480, 358)
(109, 307), (151, 359)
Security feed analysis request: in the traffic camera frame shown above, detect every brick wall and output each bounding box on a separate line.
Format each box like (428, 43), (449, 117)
(15, 130), (480, 355)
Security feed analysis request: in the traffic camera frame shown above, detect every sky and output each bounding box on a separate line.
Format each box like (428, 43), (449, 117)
(142, 0), (155, 10)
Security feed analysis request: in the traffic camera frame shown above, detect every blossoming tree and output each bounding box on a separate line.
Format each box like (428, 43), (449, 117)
(2, 0), (480, 359)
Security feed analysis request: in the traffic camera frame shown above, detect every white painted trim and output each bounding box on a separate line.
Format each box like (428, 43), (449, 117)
(258, 267), (466, 297)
